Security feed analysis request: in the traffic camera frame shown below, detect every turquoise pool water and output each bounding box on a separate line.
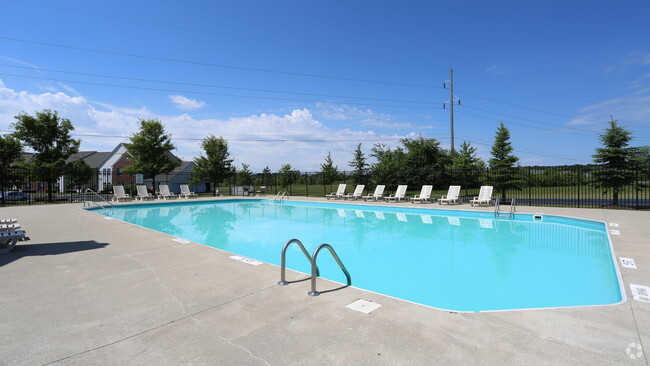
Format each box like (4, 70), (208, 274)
(91, 199), (623, 312)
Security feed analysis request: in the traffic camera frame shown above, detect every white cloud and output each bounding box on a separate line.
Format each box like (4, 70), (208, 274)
(0, 79), (413, 171)
(169, 95), (205, 110)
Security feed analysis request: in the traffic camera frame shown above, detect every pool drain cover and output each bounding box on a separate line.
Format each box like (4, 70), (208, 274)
(346, 299), (381, 314)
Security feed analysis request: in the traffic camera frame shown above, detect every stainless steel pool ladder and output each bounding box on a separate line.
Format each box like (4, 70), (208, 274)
(83, 188), (114, 209)
(273, 191), (287, 202)
(277, 238), (351, 296)
(494, 198), (516, 218)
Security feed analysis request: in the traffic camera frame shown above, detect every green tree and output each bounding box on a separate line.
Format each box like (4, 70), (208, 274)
(0, 134), (23, 194)
(237, 163), (254, 186)
(319, 152), (339, 185)
(401, 136), (451, 187)
(190, 135), (235, 195)
(592, 120), (640, 206)
(449, 141), (485, 188)
(370, 143), (407, 189)
(260, 166), (271, 186)
(488, 123), (520, 199)
(277, 163), (299, 190)
(125, 119), (181, 190)
(12, 110), (80, 202)
(0, 134), (22, 171)
(348, 143), (368, 185)
(65, 159), (92, 191)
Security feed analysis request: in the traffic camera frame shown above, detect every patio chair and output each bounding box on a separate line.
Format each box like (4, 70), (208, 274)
(136, 185), (155, 201)
(410, 185), (433, 203)
(158, 185), (178, 200)
(0, 223), (21, 232)
(438, 185), (461, 205)
(0, 230), (28, 254)
(325, 184), (346, 200)
(180, 185), (198, 199)
(0, 218), (17, 224)
(385, 185), (408, 202)
(344, 185), (365, 200)
(470, 186), (494, 206)
(111, 185), (132, 202)
(362, 185), (385, 201)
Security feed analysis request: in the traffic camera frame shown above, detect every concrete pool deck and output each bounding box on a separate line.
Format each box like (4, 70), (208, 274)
(1, 197), (648, 365)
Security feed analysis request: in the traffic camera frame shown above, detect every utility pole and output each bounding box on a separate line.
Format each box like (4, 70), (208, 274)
(443, 68), (460, 153)
(449, 68), (455, 152)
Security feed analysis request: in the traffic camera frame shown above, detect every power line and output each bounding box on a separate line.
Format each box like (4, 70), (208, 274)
(455, 88), (609, 124)
(0, 63), (434, 105)
(0, 36), (439, 89)
(459, 104), (600, 133)
(454, 70), (591, 103)
(0, 72), (442, 110)
(13, 0), (437, 72)
(454, 133), (592, 162)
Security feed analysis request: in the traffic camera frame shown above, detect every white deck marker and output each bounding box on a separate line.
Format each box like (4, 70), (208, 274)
(629, 284), (650, 302)
(346, 299), (381, 314)
(229, 255), (262, 266)
(609, 230), (620, 235)
(620, 257), (637, 269)
(172, 238), (190, 244)
(609, 223), (619, 227)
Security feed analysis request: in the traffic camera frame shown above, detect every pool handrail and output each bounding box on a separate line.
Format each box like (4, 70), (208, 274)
(277, 238), (319, 286)
(308, 243), (351, 296)
(84, 188), (114, 209)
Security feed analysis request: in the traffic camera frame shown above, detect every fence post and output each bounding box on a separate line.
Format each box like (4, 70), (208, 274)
(305, 172), (309, 197)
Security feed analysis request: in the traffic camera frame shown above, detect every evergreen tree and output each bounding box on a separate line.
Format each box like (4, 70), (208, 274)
(190, 135), (235, 195)
(12, 110), (80, 202)
(237, 163), (254, 186)
(488, 123), (520, 199)
(449, 141), (485, 188)
(277, 163), (299, 190)
(348, 143), (368, 185)
(592, 120), (640, 206)
(319, 152), (339, 185)
(261, 166), (271, 186)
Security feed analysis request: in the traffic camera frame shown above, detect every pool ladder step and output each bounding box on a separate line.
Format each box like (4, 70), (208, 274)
(494, 198), (516, 218)
(278, 238), (351, 296)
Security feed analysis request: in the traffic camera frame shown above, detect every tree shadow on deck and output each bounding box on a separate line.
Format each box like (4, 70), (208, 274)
(0, 241), (109, 267)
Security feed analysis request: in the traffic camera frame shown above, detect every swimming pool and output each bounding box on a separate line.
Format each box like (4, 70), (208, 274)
(90, 199), (624, 312)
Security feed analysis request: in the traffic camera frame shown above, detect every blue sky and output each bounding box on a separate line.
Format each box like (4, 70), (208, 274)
(1, 0), (649, 171)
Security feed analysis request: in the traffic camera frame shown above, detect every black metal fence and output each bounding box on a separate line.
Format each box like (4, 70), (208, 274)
(2, 164), (649, 209)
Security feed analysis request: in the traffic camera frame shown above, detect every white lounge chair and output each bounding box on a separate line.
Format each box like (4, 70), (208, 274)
(344, 185), (365, 200)
(410, 185), (433, 203)
(0, 230), (27, 254)
(385, 185), (408, 202)
(0, 219), (17, 224)
(471, 186), (494, 206)
(112, 186), (132, 202)
(136, 185), (155, 201)
(0, 223), (21, 232)
(325, 184), (346, 200)
(438, 185), (461, 205)
(158, 185), (178, 200)
(180, 185), (198, 199)
(363, 185), (385, 201)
